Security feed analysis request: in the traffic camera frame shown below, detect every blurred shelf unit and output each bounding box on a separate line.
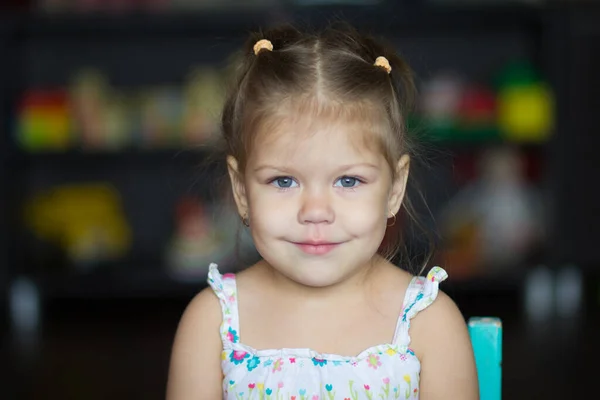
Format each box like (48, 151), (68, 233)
(2, 3), (546, 37)
(6, 148), (217, 169)
(2, 2), (597, 300)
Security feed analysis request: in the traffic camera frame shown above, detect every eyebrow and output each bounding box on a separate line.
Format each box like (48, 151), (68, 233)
(252, 163), (380, 173)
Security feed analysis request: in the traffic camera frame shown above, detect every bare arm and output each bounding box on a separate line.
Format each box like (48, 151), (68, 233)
(412, 292), (479, 400)
(166, 287), (223, 399)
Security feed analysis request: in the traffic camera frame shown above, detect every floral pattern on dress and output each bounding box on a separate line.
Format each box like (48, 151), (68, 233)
(209, 263), (446, 400)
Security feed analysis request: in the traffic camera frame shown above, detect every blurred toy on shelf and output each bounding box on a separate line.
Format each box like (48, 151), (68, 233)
(15, 88), (72, 152)
(182, 67), (226, 147)
(436, 146), (545, 279)
(413, 59), (554, 145)
(14, 65), (226, 153)
(417, 71), (465, 142)
(457, 83), (498, 142)
(165, 195), (256, 282)
(69, 69), (123, 150)
(23, 183), (132, 270)
(417, 71), (500, 143)
(496, 61), (555, 143)
(139, 85), (184, 149)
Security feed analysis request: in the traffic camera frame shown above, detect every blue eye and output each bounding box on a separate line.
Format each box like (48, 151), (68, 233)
(335, 176), (361, 188)
(271, 177), (298, 188)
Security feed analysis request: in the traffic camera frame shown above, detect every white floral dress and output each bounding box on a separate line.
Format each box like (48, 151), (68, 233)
(207, 263), (448, 400)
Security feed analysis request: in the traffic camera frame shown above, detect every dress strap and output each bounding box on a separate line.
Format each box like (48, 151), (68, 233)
(393, 266), (448, 347)
(207, 263), (241, 348)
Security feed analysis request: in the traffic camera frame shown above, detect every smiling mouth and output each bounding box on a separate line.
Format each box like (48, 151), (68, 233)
(293, 242), (341, 255)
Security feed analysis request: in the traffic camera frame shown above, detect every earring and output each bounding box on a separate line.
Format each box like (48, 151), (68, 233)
(387, 211), (396, 227)
(241, 214), (250, 227)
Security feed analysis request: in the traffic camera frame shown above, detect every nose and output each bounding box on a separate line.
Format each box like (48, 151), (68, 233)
(298, 188), (334, 225)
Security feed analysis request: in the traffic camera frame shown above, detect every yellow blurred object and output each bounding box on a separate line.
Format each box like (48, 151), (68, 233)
(24, 184), (132, 266)
(497, 83), (554, 143)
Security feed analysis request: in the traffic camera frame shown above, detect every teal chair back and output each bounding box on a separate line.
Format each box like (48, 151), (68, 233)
(468, 317), (502, 400)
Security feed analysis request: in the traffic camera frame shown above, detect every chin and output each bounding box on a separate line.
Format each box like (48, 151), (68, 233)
(280, 258), (363, 288)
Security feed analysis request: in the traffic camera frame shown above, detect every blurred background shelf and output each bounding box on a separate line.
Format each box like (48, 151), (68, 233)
(1, 2), (600, 399)
(6, 148), (215, 169)
(1, 1), (566, 300)
(3, 3), (546, 37)
(36, 260), (207, 299)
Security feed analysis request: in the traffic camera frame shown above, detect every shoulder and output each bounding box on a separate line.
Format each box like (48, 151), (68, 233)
(179, 286), (223, 328)
(408, 268), (469, 356)
(410, 282), (479, 399)
(166, 287), (223, 399)
(411, 289), (468, 348)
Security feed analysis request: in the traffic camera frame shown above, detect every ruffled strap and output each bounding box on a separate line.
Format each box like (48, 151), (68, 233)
(393, 266), (448, 347)
(207, 263), (241, 348)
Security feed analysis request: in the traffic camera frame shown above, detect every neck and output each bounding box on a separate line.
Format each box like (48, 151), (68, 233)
(258, 255), (385, 304)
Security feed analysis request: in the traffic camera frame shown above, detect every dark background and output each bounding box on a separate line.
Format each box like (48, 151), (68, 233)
(1, 0), (599, 399)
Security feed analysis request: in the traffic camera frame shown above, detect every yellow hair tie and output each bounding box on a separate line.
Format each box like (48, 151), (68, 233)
(374, 56), (392, 74)
(253, 39), (273, 55)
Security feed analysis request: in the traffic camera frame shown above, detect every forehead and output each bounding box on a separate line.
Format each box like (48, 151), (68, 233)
(248, 98), (390, 166)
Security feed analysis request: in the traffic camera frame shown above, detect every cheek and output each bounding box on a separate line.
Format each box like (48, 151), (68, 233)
(339, 194), (388, 233)
(343, 204), (386, 232)
(246, 189), (291, 234)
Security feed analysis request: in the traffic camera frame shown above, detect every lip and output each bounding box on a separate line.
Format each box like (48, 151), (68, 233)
(293, 241), (341, 255)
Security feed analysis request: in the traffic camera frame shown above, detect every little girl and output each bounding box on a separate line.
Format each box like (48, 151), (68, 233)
(167, 23), (478, 400)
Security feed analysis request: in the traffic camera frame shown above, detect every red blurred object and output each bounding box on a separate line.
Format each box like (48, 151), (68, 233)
(18, 89), (69, 111)
(459, 84), (496, 125)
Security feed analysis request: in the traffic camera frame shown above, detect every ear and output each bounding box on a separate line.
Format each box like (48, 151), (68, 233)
(387, 154), (410, 217)
(227, 156), (249, 218)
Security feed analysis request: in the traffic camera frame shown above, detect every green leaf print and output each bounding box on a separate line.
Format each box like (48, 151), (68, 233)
(394, 385), (401, 399)
(348, 381), (359, 400)
(380, 378), (390, 399)
(364, 385), (373, 400)
(403, 375), (412, 400)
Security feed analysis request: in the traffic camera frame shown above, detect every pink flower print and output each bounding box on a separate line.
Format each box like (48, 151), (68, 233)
(399, 353), (407, 361)
(273, 358), (283, 373)
(312, 396), (319, 400)
(278, 381), (284, 389)
(228, 295), (236, 303)
(381, 377), (391, 398)
(248, 383), (255, 389)
(366, 353), (381, 369)
(223, 273), (235, 279)
(364, 384), (370, 390)
(289, 357), (296, 363)
(226, 326), (239, 343)
(229, 350), (249, 365)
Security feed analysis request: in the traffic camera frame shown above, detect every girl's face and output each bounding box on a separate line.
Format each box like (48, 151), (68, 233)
(228, 114), (409, 288)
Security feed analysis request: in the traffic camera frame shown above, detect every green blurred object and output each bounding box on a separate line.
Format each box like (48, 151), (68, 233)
(494, 60), (539, 89)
